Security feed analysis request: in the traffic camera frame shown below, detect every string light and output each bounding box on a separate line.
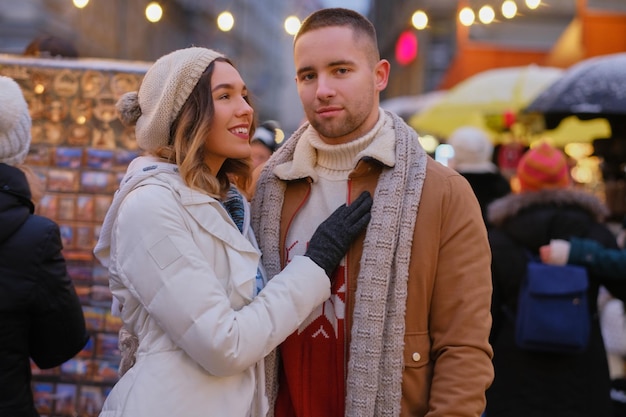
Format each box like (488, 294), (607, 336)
(145, 2), (163, 23)
(72, 0), (89, 8)
(459, 7), (476, 26)
(478, 5), (495, 24)
(217, 11), (234, 32)
(526, 0), (541, 10)
(284, 16), (301, 35)
(501, 0), (518, 19)
(76, 2), (547, 30)
(411, 10), (428, 30)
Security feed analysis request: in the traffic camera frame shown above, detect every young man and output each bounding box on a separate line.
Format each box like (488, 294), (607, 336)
(251, 8), (494, 417)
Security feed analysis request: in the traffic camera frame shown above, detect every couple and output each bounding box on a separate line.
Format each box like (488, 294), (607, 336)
(93, 7), (494, 417)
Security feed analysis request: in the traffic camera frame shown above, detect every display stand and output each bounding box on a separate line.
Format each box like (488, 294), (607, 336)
(0, 55), (151, 417)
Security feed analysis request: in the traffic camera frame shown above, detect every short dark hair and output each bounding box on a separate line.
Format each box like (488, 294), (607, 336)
(295, 8), (379, 61)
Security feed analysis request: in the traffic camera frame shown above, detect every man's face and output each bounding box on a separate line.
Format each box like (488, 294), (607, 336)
(294, 26), (389, 145)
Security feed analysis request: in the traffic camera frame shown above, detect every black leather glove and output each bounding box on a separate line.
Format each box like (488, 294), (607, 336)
(304, 191), (373, 279)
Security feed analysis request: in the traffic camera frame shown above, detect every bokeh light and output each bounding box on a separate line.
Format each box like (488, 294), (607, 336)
(217, 11), (235, 32)
(145, 2), (163, 23)
(411, 10), (428, 30)
(284, 16), (301, 35)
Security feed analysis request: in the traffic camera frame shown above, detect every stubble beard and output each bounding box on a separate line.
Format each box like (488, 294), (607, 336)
(309, 112), (361, 143)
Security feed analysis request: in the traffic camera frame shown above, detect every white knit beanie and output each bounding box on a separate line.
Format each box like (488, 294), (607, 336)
(0, 76), (32, 166)
(448, 126), (496, 173)
(116, 47), (224, 152)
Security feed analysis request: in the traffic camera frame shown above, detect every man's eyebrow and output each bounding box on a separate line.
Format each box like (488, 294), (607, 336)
(328, 59), (355, 67)
(296, 60), (355, 76)
(296, 66), (314, 76)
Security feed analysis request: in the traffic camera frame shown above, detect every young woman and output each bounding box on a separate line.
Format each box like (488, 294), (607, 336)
(93, 47), (371, 417)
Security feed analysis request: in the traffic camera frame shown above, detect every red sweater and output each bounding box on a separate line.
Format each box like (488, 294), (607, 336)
(275, 266), (346, 417)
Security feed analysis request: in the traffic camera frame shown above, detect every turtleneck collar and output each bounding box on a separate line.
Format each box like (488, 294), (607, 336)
(274, 108), (396, 182)
(307, 123), (379, 178)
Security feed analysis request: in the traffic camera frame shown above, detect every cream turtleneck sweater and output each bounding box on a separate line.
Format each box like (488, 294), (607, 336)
(281, 114), (384, 270)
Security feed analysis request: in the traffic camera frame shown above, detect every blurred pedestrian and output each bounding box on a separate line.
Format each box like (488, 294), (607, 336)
(448, 126), (511, 225)
(541, 220), (626, 399)
(93, 46), (372, 417)
(486, 141), (624, 416)
(250, 120), (283, 169)
(23, 35), (79, 58)
(251, 7), (493, 417)
(0, 75), (89, 417)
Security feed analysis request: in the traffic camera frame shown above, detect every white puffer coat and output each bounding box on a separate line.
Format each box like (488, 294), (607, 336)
(94, 156), (330, 417)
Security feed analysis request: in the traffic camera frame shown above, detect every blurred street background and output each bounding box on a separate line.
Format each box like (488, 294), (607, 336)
(0, 0), (624, 135)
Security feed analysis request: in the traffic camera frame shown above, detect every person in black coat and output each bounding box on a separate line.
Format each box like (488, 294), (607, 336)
(448, 126), (511, 226)
(0, 75), (88, 417)
(485, 141), (625, 417)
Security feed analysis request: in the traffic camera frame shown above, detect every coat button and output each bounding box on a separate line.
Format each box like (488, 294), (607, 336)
(412, 352), (421, 362)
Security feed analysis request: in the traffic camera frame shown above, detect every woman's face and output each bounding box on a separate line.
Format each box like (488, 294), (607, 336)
(203, 61), (254, 174)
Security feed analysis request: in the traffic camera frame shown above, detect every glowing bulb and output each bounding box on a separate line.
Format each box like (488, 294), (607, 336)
(73, 0), (89, 8)
(501, 0), (517, 18)
(217, 11), (234, 32)
(411, 10), (428, 30)
(479, 5), (495, 24)
(145, 2), (163, 23)
(459, 7), (475, 26)
(284, 16), (301, 35)
(565, 143), (594, 160)
(34, 84), (45, 94)
(525, 0), (541, 10)
(419, 135), (439, 154)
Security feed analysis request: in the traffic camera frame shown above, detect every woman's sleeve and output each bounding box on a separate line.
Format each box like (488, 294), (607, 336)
(114, 186), (330, 377)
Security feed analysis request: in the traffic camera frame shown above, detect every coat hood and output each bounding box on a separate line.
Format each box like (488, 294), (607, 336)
(487, 188), (609, 226)
(93, 156), (184, 267)
(487, 188), (610, 251)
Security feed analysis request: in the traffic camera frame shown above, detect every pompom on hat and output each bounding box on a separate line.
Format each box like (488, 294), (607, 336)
(116, 47), (224, 152)
(0, 76), (32, 166)
(516, 142), (571, 192)
(448, 126), (496, 173)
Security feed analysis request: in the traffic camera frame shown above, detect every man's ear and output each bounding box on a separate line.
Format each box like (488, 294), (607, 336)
(374, 59), (391, 92)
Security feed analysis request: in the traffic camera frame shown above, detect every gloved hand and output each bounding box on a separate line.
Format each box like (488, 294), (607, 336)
(305, 191), (373, 279)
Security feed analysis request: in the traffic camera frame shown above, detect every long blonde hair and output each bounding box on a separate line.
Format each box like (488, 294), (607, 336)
(155, 57), (252, 198)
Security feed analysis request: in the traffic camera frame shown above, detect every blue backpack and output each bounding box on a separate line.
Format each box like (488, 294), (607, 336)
(515, 258), (590, 353)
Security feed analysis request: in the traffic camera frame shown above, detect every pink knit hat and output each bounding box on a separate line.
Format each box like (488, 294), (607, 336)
(517, 142), (571, 192)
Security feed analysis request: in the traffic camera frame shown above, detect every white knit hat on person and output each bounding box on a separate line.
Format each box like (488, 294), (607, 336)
(116, 47), (224, 152)
(0, 76), (32, 166)
(448, 126), (496, 173)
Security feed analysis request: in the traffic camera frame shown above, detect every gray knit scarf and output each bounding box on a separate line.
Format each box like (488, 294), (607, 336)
(251, 111), (427, 417)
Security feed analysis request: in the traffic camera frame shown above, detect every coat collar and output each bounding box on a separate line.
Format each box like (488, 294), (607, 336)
(273, 108), (396, 182)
